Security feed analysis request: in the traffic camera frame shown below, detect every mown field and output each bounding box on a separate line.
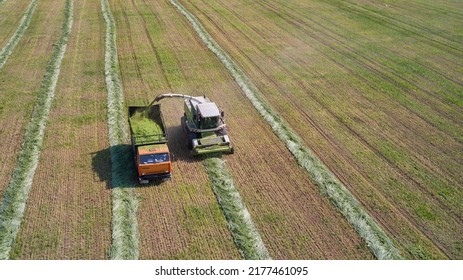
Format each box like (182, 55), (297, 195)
(0, 0), (461, 259)
(0, 0), (65, 201)
(179, 0), (463, 259)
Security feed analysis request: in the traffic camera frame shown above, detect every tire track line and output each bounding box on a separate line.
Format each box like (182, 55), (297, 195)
(253, 0), (463, 145)
(132, 0), (173, 90)
(253, 0), (463, 195)
(342, 0), (463, 47)
(118, 0), (147, 92)
(401, 1), (463, 18)
(326, 0), (463, 56)
(258, 0), (463, 130)
(269, 0), (463, 89)
(256, 0), (463, 184)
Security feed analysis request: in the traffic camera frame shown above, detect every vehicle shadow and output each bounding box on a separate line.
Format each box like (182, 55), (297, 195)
(90, 124), (197, 190)
(166, 124), (203, 163)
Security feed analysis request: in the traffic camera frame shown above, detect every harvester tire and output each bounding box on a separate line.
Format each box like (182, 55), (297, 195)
(181, 116), (187, 132)
(187, 132), (195, 150)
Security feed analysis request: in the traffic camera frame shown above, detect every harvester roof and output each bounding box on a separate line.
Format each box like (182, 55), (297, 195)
(197, 102), (220, 117)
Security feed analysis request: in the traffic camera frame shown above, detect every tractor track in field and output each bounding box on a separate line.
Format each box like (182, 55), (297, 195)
(188, 0), (456, 257)
(194, 0), (463, 222)
(131, 0), (190, 90)
(316, 0), (463, 71)
(337, 0), (463, 49)
(264, 0), (463, 88)
(257, 0), (463, 130)
(253, 0), (463, 146)
(373, 2), (463, 40)
(325, 0), (462, 57)
(400, 1), (463, 19)
(203, 0), (463, 187)
(253, 0), (463, 185)
(232, 0), (463, 226)
(117, 0), (147, 93)
(131, 0), (173, 91)
(258, 0), (459, 182)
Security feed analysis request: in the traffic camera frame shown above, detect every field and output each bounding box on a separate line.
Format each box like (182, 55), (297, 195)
(0, 0), (461, 259)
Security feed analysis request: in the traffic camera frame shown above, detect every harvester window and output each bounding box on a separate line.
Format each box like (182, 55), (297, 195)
(201, 116), (218, 129)
(140, 153), (169, 164)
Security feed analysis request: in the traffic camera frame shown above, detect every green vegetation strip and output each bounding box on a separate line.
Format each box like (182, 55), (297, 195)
(204, 157), (270, 260)
(101, 0), (139, 260)
(0, 0), (39, 69)
(0, 0), (73, 260)
(170, 0), (402, 259)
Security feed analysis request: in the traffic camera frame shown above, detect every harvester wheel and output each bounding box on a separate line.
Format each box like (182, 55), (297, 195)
(186, 132), (195, 150)
(181, 116), (187, 132)
(218, 127), (227, 136)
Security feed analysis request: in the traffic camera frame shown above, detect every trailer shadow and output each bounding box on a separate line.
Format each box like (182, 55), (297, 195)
(90, 147), (112, 189)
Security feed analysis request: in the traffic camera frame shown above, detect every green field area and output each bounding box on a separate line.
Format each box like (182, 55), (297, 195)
(0, 0), (461, 259)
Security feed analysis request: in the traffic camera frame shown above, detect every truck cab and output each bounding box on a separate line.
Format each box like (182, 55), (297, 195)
(136, 143), (172, 184)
